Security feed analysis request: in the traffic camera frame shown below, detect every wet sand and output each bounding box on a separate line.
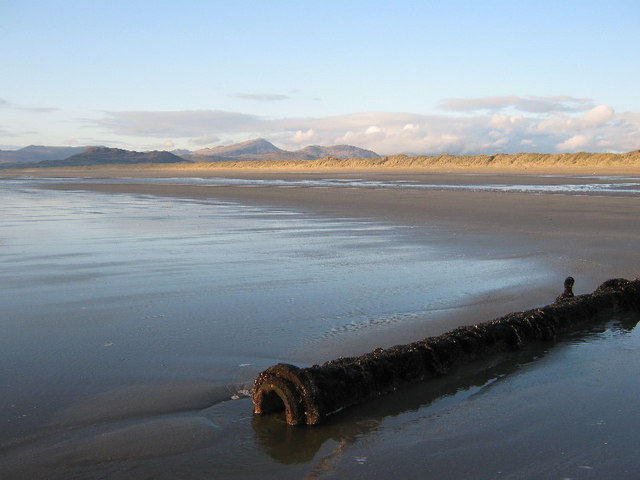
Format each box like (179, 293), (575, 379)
(40, 171), (640, 356)
(2, 168), (640, 479)
(45, 171), (640, 293)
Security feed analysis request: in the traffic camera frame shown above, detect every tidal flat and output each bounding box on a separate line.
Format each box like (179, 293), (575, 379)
(1, 171), (639, 479)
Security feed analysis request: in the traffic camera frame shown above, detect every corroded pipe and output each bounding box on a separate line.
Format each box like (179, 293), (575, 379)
(252, 278), (640, 425)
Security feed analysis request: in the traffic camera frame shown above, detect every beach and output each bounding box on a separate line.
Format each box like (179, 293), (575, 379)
(1, 166), (639, 479)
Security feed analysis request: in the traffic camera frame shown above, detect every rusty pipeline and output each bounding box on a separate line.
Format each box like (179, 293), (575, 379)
(252, 277), (640, 425)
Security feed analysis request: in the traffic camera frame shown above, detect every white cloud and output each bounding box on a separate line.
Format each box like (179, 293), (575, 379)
(556, 134), (591, 151)
(583, 104), (614, 126)
(290, 129), (316, 144)
(362, 125), (385, 141)
(490, 114), (525, 129)
(537, 105), (615, 134)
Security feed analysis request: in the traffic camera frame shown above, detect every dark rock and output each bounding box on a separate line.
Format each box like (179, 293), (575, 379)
(555, 276), (575, 303)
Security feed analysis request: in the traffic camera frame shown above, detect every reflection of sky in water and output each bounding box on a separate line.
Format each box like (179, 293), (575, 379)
(14, 174), (640, 195)
(0, 177), (544, 419)
(1, 180), (543, 362)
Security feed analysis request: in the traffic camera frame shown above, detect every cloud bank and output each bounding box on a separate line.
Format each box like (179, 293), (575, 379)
(438, 95), (594, 114)
(94, 96), (640, 154)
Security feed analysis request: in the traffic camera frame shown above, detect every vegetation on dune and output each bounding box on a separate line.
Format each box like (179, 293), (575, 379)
(181, 150), (640, 171)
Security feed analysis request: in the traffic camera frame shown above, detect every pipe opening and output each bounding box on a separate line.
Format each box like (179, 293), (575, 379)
(257, 387), (287, 415)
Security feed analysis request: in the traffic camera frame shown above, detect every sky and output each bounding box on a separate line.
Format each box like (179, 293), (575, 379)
(1, 0), (639, 155)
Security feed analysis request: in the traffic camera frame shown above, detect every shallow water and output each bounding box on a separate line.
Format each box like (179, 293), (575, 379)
(1, 178), (637, 479)
(13, 173), (640, 195)
(292, 312), (640, 479)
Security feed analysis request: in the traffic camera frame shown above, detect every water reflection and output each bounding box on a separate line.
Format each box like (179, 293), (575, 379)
(12, 175), (640, 196)
(252, 312), (639, 464)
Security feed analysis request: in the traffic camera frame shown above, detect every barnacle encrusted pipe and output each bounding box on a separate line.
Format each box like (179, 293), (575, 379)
(252, 278), (640, 425)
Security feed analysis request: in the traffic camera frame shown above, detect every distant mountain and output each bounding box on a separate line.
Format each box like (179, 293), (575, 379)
(192, 138), (285, 158)
(190, 138), (380, 162)
(295, 144), (379, 160)
(39, 147), (190, 167)
(0, 145), (87, 164)
(170, 149), (193, 157)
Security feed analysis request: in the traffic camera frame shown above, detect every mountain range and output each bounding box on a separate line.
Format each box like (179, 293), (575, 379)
(0, 139), (380, 167)
(187, 138), (379, 162)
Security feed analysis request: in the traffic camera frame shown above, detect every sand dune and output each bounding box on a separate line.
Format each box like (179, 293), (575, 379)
(241, 150), (640, 171)
(166, 150), (640, 173)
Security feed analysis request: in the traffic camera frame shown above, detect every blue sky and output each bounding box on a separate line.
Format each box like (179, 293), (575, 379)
(2, 0), (639, 154)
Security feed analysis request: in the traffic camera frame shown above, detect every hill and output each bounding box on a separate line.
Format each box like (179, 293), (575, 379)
(0, 145), (86, 164)
(192, 138), (284, 158)
(296, 144), (379, 160)
(40, 147), (190, 167)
